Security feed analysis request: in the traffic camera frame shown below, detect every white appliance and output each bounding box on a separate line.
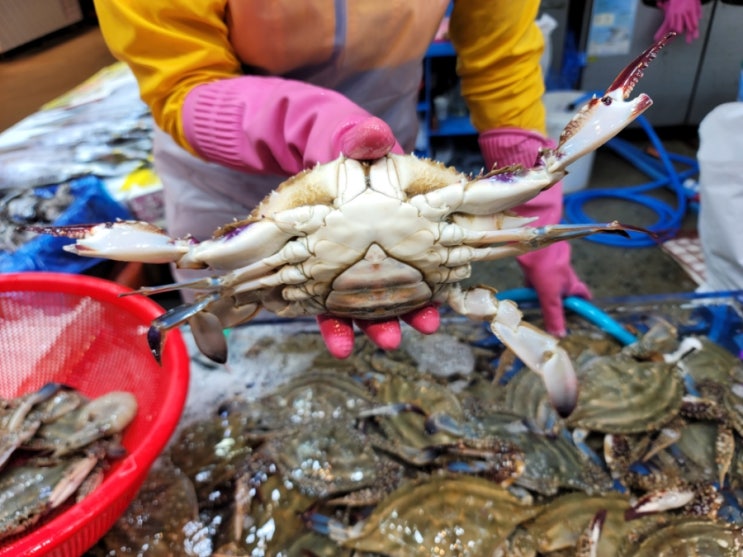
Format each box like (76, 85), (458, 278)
(0, 0), (83, 54)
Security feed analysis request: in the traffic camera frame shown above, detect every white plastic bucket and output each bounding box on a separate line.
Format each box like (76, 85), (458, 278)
(544, 91), (595, 193)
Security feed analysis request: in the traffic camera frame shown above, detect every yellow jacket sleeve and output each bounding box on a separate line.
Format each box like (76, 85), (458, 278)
(92, 0), (242, 154)
(448, 0), (546, 134)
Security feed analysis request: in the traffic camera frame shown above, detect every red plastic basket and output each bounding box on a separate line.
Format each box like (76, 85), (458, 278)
(0, 272), (190, 556)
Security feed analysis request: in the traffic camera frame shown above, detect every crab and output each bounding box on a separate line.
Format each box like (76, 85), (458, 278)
(33, 35), (674, 418)
(317, 474), (542, 555)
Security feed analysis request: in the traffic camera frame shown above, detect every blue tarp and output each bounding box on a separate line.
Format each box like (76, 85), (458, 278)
(0, 176), (133, 273)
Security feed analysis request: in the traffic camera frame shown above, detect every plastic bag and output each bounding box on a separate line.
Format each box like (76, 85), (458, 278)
(697, 102), (743, 292)
(536, 13), (558, 80)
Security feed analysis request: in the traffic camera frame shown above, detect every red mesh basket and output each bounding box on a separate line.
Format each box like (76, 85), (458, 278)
(0, 272), (190, 556)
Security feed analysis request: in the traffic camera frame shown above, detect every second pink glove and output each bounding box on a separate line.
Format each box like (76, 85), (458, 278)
(654, 0), (702, 44)
(479, 127), (591, 336)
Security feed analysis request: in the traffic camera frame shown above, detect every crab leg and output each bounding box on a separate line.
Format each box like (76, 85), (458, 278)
(25, 221), (191, 264)
(121, 276), (222, 297)
(443, 285), (577, 417)
(453, 220), (630, 246)
(146, 292), (221, 362)
(427, 222), (639, 286)
(147, 291), (262, 363)
(123, 239), (314, 299)
(467, 223), (639, 261)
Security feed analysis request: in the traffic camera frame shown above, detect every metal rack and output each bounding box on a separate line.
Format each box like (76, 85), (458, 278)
(416, 40), (476, 158)
(416, 1), (572, 157)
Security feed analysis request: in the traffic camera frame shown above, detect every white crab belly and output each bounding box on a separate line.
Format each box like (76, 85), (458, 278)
(324, 243), (433, 318)
(297, 190), (441, 319)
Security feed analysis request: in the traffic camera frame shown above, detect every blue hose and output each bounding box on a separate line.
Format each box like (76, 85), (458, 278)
(561, 94), (699, 248)
(496, 287), (638, 345)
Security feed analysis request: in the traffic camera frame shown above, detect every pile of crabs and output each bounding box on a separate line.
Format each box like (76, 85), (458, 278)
(89, 316), (743, 556)
(26, 31), (740, 555)
(0, 387), (137, 542)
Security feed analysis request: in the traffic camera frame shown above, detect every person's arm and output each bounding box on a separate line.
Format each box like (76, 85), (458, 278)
(448, 0), (546, 135)
(93, 0), (241, 156)
(655, 0), (702, 44)
(93, 0), (388, 175)
(449, 0), (591, 336)
(93, 0), (432, 356)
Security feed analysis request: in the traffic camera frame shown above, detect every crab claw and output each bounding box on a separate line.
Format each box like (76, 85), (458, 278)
(576, 509), (606, 557)
(445, 286), (578, 418)
(24, 221), (190, 264)
(548, 32), (675, 172)
(491, 314), (578, 418)
(606, 32), (676, 103)
(624, 485), (695, 520)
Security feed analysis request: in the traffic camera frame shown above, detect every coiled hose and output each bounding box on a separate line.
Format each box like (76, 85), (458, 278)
(561, 94), (699, 248)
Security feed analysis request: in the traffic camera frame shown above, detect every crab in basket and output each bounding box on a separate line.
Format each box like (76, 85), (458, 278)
(33, 35), (674, 419)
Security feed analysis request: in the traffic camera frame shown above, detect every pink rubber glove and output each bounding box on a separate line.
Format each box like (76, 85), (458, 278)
(317, 306), (441, 359)
(183, 78), (437, 357)
(182, 76), (403, 176)
(654, 0), (701, 44)
(479, 128), (591, 337)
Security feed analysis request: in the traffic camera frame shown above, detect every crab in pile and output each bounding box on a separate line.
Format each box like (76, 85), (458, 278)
(34, 34), (674, 418)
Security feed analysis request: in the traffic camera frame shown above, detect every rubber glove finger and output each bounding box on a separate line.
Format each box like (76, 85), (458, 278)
(565, 274), (593, 301)
(401, 304), (441, 334)
(535, 269), (592, 336)
(339, 116), (401, 161)
(654, 24), (669, 42)
(683, 14), (699, 43)
(316, 314), (355, 359)
(356, 318), (403, 350)
(533, 282), (569, 338)
(669, 13), (685, 31)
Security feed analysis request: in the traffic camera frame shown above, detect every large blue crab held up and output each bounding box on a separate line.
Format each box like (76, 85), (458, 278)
(35, 34), (674, 418)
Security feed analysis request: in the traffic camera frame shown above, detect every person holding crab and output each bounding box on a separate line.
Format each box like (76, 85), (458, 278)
(92, 0), (591, 357)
